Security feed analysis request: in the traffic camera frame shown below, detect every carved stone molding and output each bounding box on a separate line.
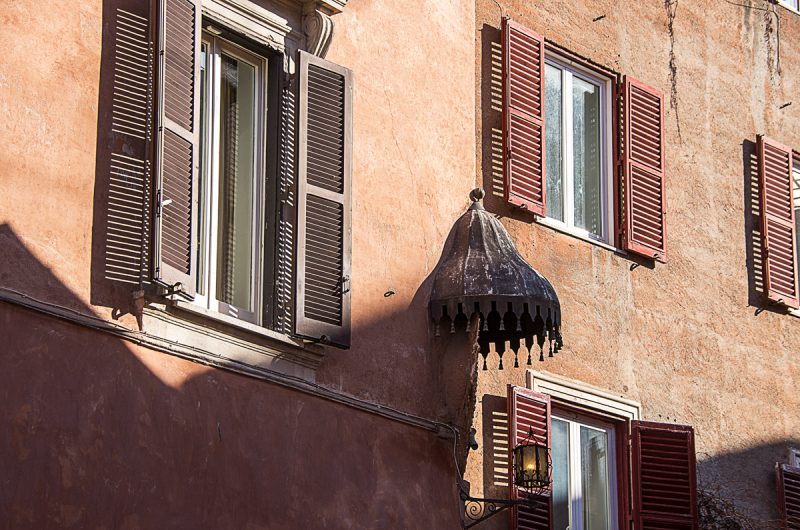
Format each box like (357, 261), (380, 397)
(313, 0), (347, 15)
(302, 5), (334, 58)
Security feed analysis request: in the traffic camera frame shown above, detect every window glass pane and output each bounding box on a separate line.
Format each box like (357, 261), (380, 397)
(572, 76), (602, 236)
(197, 43), (209, 296)
(580, 426), (610, 530)
(217, 53), (257, 312)
(552, 418), (570, 530)
(545, 64), (563, 222)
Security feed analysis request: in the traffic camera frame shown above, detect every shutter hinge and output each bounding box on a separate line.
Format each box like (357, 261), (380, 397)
(339, 275), (350, 295)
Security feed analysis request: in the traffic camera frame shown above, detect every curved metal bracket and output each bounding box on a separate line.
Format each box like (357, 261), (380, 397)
(460, 490), (543, 529)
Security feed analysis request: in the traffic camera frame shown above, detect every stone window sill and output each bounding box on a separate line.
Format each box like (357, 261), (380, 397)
(534, 216), (620, 254)
(142, 300), (324, 381)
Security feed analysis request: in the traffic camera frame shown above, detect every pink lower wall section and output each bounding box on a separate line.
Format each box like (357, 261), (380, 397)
(0, 303), (460, 529)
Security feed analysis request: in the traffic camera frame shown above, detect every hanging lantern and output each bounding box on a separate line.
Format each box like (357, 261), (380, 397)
(512, 427), (551, 493)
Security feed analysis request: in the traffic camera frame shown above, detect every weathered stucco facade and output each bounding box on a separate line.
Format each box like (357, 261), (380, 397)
(0, 0), (474, 527)
(0, 0), (799, 528)
(469, 0), (800, 526)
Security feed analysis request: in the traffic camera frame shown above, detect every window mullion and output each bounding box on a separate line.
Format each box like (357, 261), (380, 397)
(198, 40), (214, 308)
(563, 69), (574, 229)
(207, 39), (223, 311)
(793, 166), (800, 282)
(569, 420), (583, 530)
(251, 58), (265, 325)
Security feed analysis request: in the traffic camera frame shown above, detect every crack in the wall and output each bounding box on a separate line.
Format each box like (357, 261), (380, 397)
(664, 0), (682, 142)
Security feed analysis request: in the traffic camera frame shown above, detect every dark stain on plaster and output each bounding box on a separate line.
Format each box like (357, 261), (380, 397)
(743, 2), (752, 36)
(763, 4), (781, 79)
(664, 0), (682, 142)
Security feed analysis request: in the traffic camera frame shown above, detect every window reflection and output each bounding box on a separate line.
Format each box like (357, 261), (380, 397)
(551, 415), (614, 530)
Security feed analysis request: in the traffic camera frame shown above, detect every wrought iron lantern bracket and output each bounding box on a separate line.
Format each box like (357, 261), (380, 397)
(460, 425), (551, 528)
(460, 488), (543, 529)
(460, 490), (517, 529)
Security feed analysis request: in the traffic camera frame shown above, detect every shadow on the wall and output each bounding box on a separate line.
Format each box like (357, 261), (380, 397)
(480, 393), (510, 500)
(742, 139), (789, 317)
(696, 438), (795, 526)
(0, 224), (461, 529)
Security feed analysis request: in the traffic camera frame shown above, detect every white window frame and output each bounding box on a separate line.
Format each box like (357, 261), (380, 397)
(778, 0), (800, 14)
(539, 54), (615, 248)
(528, 371), (642, 530)
(193, 32), (268, 325)
(791, 163), (800, 319)
(552, 412), (619, 530)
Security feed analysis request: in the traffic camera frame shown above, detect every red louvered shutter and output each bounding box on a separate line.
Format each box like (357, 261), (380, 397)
(757, 136), (799, 309)
(507, 385), (552, 530)
(777, 463), (800, 529)
(153, 0), (201, 296)
(502, 18), (546, 215)
(621, 76), (667, 262)
(631, 421), (698, 530)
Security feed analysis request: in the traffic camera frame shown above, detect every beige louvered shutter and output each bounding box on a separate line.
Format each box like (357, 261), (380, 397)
(153, 0), (201, 296)
(777, 463), (800, 529)
(103, 1), (155, 286)
(502, 18), (547, 215)
(757, 136), (799, 309)
(507, 385), (552, 530)
(631, 421), (698, 530)
(621, 76), (667, 262)
(294, 51), (352, 348)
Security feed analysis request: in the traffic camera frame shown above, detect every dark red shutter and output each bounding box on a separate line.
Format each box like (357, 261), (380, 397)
(153, 0), (201, 296)
(502, 18), (546, 215)
(758, 136), (799, 309)
(777, 463), (800, 529)
(507, 385), (552, 530)
(621, 76), (667, 262)
(631, 421), (698, 530)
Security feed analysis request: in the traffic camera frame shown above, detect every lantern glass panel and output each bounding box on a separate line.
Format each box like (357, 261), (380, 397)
(515, 441), (549, 489)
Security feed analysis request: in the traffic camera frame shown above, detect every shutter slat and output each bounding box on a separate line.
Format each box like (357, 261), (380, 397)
(508, 385), (551, 530)
(631, 421), (698, 530)
(503, 19), (546, 215)
(622, 76), (667, 262)
(294, 51), (352, 348)
(758, 136), (799, 308)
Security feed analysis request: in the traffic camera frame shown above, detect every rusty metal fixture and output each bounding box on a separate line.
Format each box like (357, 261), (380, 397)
(460, 426), (551, 529)
(429, 188), (562, 365)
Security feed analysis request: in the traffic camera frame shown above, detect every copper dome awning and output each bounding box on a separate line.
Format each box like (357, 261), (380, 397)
(430, 189), (562, 365)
